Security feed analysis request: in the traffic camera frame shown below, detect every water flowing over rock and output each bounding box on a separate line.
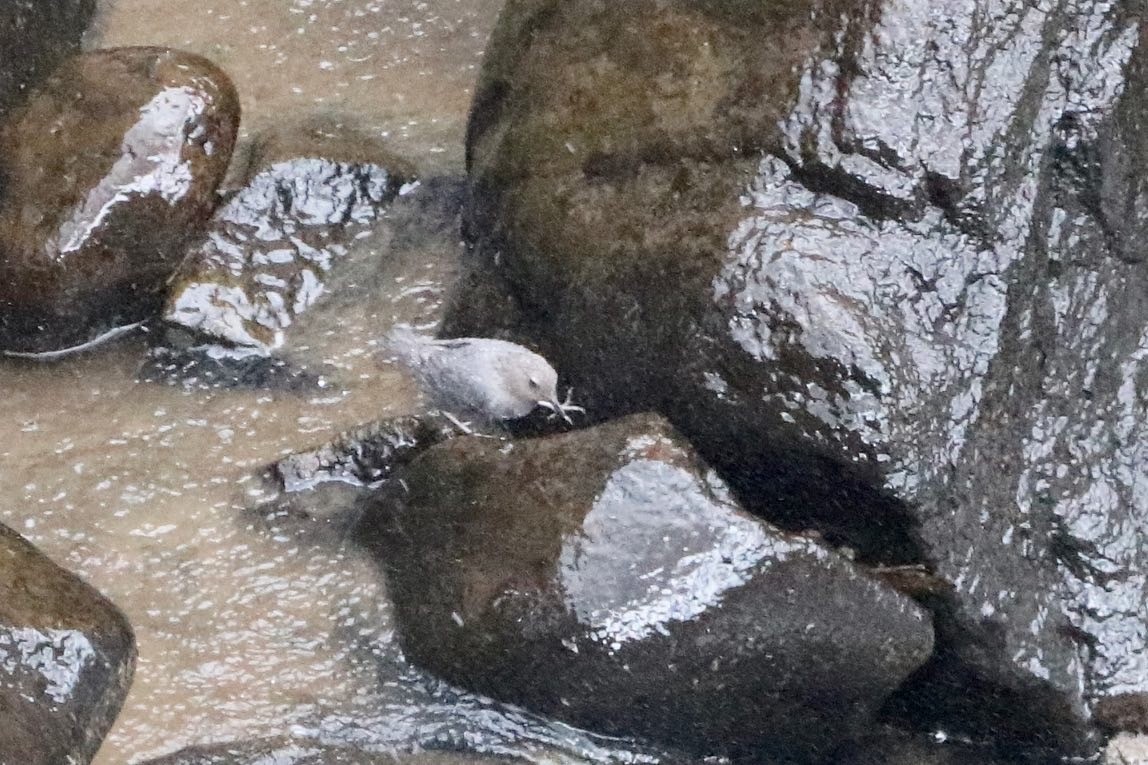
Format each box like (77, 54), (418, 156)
(0, 523), (136, 764)
(0, 46), (240, 354)
(0, 0), (95, 116)
(357, 413), (933, 763)
(451, 0), (1148, 753)
(138, 738), (527, 765)
(163, 125), (415, 355)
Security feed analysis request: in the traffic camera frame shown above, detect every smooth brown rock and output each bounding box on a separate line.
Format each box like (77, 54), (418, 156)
(0, 46), (240, 353)
(0, 523), (136, 765)
(359, 413), (933, 763)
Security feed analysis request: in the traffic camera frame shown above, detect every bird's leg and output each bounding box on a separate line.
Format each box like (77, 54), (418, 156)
(440, 411), (475, 435)
(439, 410), (499, 439)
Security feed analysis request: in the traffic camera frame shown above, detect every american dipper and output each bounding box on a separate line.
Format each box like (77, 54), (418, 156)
(384, 326), (584, 431)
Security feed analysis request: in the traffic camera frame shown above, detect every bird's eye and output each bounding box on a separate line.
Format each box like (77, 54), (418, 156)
(528, 376), (540, 389)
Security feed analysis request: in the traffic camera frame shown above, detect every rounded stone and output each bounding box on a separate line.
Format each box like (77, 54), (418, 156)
(0, 46), (240, 353)
(359, 413), (934, 762)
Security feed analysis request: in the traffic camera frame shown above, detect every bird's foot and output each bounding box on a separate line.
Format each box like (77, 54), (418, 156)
(541, 388), (586, 425)
(559, 387), (586, 415)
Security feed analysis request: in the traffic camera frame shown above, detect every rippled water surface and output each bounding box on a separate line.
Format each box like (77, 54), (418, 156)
(0, 1), (625, 762)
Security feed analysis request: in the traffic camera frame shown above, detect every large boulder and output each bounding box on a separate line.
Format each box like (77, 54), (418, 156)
(358, 413), (933, 763)
(0, 523), (136, 764)
(451, 0), (1148, 752)
(0, 46), (240, 353)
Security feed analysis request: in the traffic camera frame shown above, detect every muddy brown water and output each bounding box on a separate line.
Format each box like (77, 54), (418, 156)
(92, 0), (503, 174)
(0, 236), (440, 762)
(0, 1), (637, 762)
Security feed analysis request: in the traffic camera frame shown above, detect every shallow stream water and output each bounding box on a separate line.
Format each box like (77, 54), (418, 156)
(0, 1), (650, 762)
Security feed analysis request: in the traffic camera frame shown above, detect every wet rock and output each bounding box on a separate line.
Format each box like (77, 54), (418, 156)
(457, 0), (834, 410)
(703, 5), (1146, 749)
(1095, 31), (1148, 265)
(0, 522), (136, 764)
(163, 122), (414, 354)
(0, 0), (95, 115)
(358, 413), (933, 763)
(453, 0), (1148, 751)
(0, 46), (240, 353)
(147, 173), (463, 391)
(138, 738), (524, 765)
(272, 414), (455, 493)
(247, 414), (457, 546)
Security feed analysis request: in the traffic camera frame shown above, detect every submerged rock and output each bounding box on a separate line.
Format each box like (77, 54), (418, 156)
(137, 339), (324, 392)
(248, 414), (457, 546)
(0, 522), (136, 764)
(271, 414), (455, 493)
(453, 0), (1148, 750)
(0, 46), (239, 354)
(358, 413), (933, 763)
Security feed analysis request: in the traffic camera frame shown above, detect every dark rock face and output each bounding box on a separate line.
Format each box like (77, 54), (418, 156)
(0, 0), (96, 116)
(0, 523), (136, 764)
(456, 0), (829, 407)
(454, 0), (1148, 750)
(0, 46), (240, 353)
(164, 122), (414, 354)
(359, 414), (933, 763)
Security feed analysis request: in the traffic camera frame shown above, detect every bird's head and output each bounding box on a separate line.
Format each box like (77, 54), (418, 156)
(503, 355), (565, 421)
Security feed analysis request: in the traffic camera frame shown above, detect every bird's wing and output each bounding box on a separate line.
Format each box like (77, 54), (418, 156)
(418, 347), (492, 415)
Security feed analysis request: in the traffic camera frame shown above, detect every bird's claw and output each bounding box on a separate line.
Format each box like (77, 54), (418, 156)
(540, 388), (586, 425)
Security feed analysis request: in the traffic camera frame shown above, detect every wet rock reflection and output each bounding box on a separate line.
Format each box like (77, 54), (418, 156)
(455, 0), (1148, 754)
(165, 133), (413, 353)
(0, 47), (240, 354)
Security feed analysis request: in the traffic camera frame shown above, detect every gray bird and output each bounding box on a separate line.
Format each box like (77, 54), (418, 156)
(383, 326), (584, 431)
